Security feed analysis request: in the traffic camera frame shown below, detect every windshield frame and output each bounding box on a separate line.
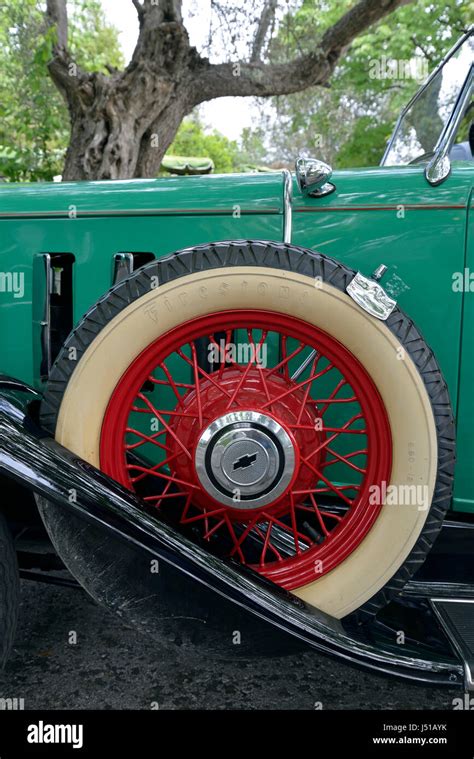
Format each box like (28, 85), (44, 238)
(380, 28), (474, 180)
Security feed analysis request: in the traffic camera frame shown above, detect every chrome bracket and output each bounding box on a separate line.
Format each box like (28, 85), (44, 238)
(282, 169), (292, 244)
(431, 599), (474, 692)
(112, 251), (155, 285)
(32, 252), (74, 385)
(346, 271), (397, 321)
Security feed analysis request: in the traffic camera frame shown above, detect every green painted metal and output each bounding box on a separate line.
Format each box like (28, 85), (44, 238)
(0, 162), (472, 512)
(0, 173), (282, 217)
(292, 162), (473, 514)
(454, 188), (474, 514)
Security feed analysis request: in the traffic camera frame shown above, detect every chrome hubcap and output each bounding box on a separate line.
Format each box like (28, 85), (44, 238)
(194, 411), (295, 509)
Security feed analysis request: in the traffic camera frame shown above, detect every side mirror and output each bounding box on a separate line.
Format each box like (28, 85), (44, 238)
(295, 157), (335, 197)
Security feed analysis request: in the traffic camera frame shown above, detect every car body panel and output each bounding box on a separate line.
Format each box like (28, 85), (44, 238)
(0, 172), (284, 217)
(454, 188), (474, 512)
(291, 162), (473, 513)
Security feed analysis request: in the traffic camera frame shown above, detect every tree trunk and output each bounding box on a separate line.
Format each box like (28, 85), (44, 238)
(61, 74), (192, 181)
(47, 1), (197, 180)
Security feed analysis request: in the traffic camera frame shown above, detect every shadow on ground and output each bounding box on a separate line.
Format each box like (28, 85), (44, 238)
(0, 581), (460, 710)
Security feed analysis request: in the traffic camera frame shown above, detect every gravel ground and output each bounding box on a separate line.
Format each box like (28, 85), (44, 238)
(0, 580), (460, 711)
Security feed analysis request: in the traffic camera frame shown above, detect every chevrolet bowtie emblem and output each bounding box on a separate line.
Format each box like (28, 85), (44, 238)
(233, 453), (258, 471)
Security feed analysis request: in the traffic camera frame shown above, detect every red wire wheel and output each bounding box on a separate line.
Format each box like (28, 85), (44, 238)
(100, 309), (392, 591)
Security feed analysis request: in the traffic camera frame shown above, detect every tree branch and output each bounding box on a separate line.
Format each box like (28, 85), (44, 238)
(131, 0), (144, 26)
(46, 0), (68, 49)
(320, 0), (412, 53)
(160, 0), (183, 24)
(195, 0), (413, 102)
(410, 35), (434, 63)
(45, 0), (86, 104)
(251, 0), (278, 62)
(129, 0), (188, 71)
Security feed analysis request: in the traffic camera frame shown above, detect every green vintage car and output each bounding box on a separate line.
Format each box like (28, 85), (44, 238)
(0, 29), (473, 687)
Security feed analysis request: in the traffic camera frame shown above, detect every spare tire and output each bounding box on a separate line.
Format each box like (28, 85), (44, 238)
(39, 241), (455, 625)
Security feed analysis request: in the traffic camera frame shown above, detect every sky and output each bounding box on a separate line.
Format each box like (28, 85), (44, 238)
(100, 0), (257, 142)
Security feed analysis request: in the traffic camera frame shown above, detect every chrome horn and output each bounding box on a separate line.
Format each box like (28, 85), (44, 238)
(295, 156), (335, 197)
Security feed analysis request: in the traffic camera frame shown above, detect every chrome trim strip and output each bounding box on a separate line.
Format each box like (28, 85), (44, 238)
(282, 169), (292, 243)
(443, 518), (474, 529)
(32, 253), (52, 384)
(294, 203), (466, 212)
(0, 207), (281, 220)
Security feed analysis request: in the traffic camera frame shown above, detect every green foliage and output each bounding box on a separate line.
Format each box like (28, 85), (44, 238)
(336, 117), (393, 169)
(267, 0), (472, 168)
(0, 0), (123, 182)
(238, 127), (268, 167)
(166, 118), (240, 174)
(68, 1), (124, 73)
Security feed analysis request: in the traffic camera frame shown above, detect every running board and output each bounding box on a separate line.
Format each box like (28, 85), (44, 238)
(431, 600), (474, 691)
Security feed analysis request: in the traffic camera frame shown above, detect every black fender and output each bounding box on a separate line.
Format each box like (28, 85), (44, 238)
(0, 376), (467, 686)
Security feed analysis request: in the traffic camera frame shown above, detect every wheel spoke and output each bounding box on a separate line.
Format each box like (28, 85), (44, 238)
(228, 515), (261, 557)
(253, 523), (283, 562)
(125, 426), (169, 452)
(290, 348), (318, 382)
(181, 506), (227, 525)
(296, 352), (321, 424)
(127, 464), (199, 490)
(224, 329), (267, 410)
(131, 406), (198, 419)
(299, 454), (355, 506)
(127, 449), (181, 478)
(266, 341), (306, 378)
(203, 519), (226, 540)
(321, 447), (368, 474)
(102, 309), (391, 589)
(261, 361), (334, 409)
(304, 413), (367, 463)
(156, 363), (187, 408)
(308, 493), (330, 537)
(176, 347), (234, 399)
(190, 342), (203, 427)
(137, 392), (192, 460)
(144, 490), (191, 503)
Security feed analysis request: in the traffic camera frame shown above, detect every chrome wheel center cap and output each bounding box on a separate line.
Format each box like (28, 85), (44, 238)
(195, 411), (295, 509)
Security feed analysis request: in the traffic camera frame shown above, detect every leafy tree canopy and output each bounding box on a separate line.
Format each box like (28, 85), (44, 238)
(0, 0), (123, 181)
(261, 0), (472, 168)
